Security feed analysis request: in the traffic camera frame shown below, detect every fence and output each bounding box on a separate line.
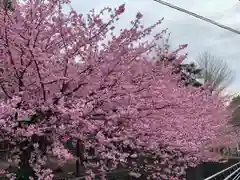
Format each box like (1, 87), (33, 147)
(203, 161), (240, 180)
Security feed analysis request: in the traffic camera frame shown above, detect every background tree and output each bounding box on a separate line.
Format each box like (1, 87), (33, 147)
(228, 95), (240, 126)
(196, 51), (235, 93)
(174, 61), (202, 87)
(0, 0), (15, 11)
(156, 40), (203, 88)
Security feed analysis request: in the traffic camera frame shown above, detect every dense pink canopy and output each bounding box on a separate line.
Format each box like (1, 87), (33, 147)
(0, 0), (237, 179)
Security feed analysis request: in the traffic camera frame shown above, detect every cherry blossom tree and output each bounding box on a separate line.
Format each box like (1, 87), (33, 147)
(0, 0), (237, 179)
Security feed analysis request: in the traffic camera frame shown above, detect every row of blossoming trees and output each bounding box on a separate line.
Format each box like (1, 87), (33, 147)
(0, 0), (238, 179)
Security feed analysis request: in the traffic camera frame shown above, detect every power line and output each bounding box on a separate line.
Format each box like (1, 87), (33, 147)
(153, 0), (240, 36)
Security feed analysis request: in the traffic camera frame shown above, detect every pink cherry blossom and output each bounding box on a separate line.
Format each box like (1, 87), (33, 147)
(0, 0), (237, 179)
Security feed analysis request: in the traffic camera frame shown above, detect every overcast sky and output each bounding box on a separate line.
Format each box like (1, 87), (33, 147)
(66, 0), (240, 95)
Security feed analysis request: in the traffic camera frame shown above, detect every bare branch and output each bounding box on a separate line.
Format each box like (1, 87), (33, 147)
(0, 82), (11, 99)
(196, 51), (235, 92)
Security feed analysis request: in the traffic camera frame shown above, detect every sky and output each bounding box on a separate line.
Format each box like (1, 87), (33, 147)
(65, 0), (240, 96)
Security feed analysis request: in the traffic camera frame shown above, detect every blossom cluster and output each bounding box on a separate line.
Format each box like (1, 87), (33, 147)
(0, 0), (236, 179)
